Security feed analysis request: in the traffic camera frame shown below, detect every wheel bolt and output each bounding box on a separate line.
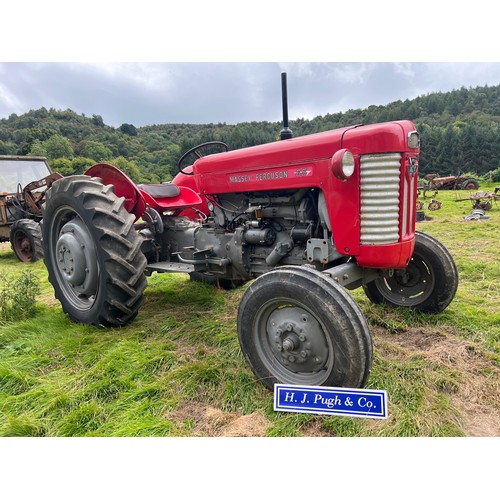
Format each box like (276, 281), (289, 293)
(288, 355), (295, 362)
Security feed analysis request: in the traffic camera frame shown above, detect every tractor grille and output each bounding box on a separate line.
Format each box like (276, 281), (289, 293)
(359, 153), (402, 245)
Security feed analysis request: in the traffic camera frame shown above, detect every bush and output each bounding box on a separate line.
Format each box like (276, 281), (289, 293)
(482, 168), (500, 183)
(0, 270), (40, 323)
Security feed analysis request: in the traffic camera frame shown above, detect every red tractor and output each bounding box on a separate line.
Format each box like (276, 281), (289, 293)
(40, 74), (458, 390)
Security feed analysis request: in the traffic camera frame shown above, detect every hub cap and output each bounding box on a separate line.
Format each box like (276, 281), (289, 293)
(54, 217), (98, 307)
(268, 307), (329, 373)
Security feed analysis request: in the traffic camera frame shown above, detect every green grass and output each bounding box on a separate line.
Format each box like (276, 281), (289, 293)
(0, 185), (499, 437)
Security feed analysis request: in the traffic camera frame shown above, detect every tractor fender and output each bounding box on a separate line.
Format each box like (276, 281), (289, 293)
(85, 163), (204, 220)
(85, 163), (148, 220)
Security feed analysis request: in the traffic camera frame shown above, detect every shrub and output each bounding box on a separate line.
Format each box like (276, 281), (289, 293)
(0, 270), (40, 323)
(482, 167), (500, 183)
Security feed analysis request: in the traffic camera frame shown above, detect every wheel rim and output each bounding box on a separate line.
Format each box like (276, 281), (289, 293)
(374, 254), (434, 306)
(12, 230), (33, 261)
(49, 206), (99, 312)
(253, 298), (334, 385)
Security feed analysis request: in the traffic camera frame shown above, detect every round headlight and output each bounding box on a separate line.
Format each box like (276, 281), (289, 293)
(408, 130), (420, 149)
(331, 149), (356, 180)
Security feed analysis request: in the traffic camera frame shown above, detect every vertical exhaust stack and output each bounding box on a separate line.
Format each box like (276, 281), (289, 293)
(279, 72), (293, 140)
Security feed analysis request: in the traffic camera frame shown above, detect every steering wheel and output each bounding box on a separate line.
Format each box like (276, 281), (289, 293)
(177, 141), (229, 175)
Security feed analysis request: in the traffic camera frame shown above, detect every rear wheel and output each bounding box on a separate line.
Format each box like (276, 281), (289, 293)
(10, 219), (43, 262)
(363, 231), (458, 313)
(41, 175), (147, 326)
(237, 266), (373, 390)
(462, 178), (479, 190)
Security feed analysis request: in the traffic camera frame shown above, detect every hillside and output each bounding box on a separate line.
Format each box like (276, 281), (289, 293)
(1, 83), (500, 181)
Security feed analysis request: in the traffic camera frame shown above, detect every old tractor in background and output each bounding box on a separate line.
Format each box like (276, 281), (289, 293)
(0, 156), (62, 262)
(40, 74), (459, 390)
(419, 172), (479, 199)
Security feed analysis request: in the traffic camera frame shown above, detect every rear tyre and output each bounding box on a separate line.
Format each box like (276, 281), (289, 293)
(237, 266), (373, 390)
(363, 231), (458, 313)
(10, 219), (43, 262)
(462, 178), (479, 190)
(41, 175), (147, 326)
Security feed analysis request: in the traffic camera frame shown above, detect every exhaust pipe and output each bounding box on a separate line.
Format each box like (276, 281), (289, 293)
(279, 72), (293, 140)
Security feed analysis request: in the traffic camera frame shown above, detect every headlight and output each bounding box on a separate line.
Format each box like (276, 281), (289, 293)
(331, 149), (355, 180)
(408, 130), (420, 149)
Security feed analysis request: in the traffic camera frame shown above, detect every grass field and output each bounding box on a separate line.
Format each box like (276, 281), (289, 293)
(0, 185), (499, 438)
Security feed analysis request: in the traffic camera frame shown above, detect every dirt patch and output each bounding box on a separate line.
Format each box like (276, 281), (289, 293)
(169, 403), (272, 437)
(373, 326), (500, 436)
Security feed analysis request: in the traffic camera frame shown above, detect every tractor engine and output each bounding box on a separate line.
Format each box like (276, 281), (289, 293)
(142, 187), (335, 283)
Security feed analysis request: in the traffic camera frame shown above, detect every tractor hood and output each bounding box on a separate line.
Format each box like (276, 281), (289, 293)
(192, 121), (417, 195)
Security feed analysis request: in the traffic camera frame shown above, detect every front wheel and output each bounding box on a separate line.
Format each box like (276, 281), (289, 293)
(41, 175), (147, 326)
(362, 231), (458, 313)
(237, 266), (373, 390)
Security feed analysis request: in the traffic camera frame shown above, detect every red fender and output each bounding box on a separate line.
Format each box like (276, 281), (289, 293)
(85, 163), (148, 219)
(85, 163), (204, 221)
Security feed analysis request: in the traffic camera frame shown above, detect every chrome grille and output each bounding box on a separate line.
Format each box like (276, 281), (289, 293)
(360, 153), (402, 245)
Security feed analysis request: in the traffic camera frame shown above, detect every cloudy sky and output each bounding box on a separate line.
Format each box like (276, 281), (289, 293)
(2, 62), (500, 128)
(1, 3), (498, 129)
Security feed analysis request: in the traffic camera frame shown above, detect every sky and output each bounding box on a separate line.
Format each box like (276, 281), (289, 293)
(1, 2), (499, 129)
(1, 61), (500, 128)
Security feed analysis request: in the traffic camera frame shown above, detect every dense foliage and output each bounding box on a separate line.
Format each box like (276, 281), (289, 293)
(1, 83), (500, 182)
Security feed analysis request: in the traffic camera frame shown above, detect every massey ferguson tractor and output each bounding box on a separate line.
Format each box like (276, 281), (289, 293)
(40, 74), (458, 390)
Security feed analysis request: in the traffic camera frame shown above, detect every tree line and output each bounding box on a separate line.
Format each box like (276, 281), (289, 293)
(1, 83), (500, 183)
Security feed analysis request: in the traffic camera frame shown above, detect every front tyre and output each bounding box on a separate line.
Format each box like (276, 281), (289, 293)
(363, 231), (458, 313)
(41, 175), (147, 326)
(237, 266), (373, 390)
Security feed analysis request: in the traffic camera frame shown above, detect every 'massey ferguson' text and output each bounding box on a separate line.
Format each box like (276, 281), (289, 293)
(228, 167), (312, 184)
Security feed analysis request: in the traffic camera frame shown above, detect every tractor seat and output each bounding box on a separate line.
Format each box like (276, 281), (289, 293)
(137, 184), (180, 199)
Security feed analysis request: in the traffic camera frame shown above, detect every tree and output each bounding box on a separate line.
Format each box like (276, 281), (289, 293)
(110, 156), (144, 183)
(29, 139), (47, 157)
(119, 123), (138, 136)
(0, 140), (16, 155)
(460, 125), (478, 171)
(82, 140), (113, 162)
(91, 114), (104, 127)
(71, 157), (96, 175)
(50, 158), (74, 176)
(44, 134), (74, 160)
(439, 125), (460, 175)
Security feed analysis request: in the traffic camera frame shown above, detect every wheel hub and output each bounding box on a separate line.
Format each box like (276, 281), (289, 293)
(395, 265), (421, 287)
(268, 308), (329, 373)
(55, 218), (98, 296)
